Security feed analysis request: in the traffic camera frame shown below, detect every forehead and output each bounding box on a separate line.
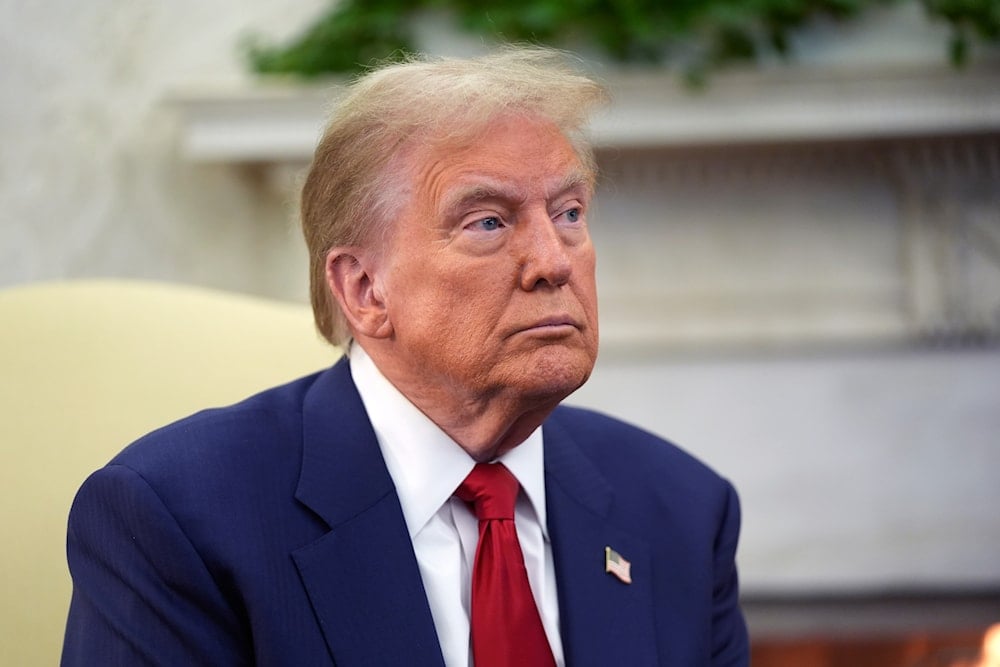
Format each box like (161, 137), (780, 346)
(399, 115), (594, 208)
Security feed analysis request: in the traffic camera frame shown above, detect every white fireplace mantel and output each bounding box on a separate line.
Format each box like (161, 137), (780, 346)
(167, 61), (1000, 352)
(169, 62), (1000, 163)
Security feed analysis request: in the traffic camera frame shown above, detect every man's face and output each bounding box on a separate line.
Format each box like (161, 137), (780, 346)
(373, 114), (599, 409)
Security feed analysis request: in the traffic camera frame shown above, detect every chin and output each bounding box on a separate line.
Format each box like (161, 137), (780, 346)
(512, 345), (595, 402)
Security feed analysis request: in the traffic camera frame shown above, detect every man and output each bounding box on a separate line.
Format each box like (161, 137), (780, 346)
(63, 48), (749, 666)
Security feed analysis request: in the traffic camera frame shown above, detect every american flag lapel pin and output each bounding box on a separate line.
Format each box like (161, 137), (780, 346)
(604, 546), (632, 584)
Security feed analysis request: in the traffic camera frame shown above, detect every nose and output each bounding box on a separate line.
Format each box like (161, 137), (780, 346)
(517, 209), (573, 291)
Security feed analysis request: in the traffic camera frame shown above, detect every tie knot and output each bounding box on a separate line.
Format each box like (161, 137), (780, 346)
(456, 463), (519, 521)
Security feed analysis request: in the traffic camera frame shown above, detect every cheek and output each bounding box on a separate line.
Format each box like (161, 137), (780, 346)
(443, 278), (510, 332)
(391, 261), (500, 333)
(576, 248), (599, 312)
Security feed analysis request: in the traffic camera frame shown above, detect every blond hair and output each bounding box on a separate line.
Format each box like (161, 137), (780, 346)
(300, 46), (609, 346)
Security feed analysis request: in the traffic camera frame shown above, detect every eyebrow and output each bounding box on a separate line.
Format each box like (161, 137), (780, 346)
(439, 169), (593, 218)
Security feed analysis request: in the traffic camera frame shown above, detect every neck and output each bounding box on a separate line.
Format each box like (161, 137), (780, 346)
(419, 393), (557, 462)
(388, 377), (560, 462)
(360, 344), (562, 462)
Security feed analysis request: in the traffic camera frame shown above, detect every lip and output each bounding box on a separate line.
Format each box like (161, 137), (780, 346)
(513, 315), (581, 337)
(534, 316), (577, 327)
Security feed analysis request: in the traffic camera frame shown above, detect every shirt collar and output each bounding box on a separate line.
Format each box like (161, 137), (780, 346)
(497, 427), (547, 536)
(349, 343), (548, 539)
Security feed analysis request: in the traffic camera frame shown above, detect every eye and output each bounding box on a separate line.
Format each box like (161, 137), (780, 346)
(470, 216), (504, 232)
(557, 206), (582, 224)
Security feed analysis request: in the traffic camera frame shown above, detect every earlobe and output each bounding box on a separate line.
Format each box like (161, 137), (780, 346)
(325, 248), (393, 339)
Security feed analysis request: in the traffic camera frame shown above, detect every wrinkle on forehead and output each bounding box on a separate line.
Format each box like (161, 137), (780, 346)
(399, 112), (588, 183)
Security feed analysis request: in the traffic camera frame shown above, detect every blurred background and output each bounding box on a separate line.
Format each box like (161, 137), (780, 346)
(2, 0), (999, 664)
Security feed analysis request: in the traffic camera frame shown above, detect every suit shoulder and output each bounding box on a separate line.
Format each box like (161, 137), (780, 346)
(548, 404), (729, 487)
(106, 369), (326, 486)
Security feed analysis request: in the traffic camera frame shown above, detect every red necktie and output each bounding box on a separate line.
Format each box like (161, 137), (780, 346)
(456, 463), (556, 667)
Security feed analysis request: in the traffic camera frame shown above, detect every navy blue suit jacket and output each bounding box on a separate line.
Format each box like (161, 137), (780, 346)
(63, 358), (748, 665)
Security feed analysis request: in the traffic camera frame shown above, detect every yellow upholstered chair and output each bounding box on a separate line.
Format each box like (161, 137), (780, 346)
(0, 280), (338, 665)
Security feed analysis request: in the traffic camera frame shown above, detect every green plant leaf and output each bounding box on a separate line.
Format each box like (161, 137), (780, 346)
(244, 0), (1000, 81)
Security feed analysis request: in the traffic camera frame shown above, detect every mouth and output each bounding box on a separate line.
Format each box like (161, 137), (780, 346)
(515, 315), (581, 337)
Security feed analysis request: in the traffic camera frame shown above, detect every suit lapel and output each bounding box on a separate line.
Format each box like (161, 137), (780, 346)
(290, 362), (658, 665)
(544, 415), (659, 666)
(292, 360), (445, 667)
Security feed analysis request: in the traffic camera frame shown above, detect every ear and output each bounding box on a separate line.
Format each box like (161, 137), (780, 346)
(325, 247), (393, 339)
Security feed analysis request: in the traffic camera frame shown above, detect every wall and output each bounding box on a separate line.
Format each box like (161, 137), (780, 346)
(578, 137), (1000, 593)
(574, 346), (1000, 593)
(0, 0), (327, 299)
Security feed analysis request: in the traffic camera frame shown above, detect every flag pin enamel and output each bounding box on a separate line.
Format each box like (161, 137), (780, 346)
(604, 546), (632, 584)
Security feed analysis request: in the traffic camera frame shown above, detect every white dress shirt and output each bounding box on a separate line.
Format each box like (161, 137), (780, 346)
(349, 344), (565, 667)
